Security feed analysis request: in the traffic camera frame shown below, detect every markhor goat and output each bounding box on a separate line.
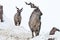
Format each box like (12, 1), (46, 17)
(25, 2), (43, 38)
(14, 7), (23, 26)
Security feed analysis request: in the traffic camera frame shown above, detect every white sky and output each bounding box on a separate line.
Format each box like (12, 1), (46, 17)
(0, 0), (60, 34)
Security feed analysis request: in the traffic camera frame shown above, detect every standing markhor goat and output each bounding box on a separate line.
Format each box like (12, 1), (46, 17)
(25, 2), (43, 38)
(14, 7), (23, 26)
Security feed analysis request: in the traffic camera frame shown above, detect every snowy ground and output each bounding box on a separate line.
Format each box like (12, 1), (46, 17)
(31, 31), (60, 40)
(0, 18), (60, 40)
(0, 26), (60, 40)
(0, 18), (32, 40)
(0, 27), (32, 40)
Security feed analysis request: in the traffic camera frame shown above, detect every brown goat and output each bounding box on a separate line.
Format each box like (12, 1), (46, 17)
(14, 7), (23, 26)
(0, 5), (3, 22)
(48, 27), (60, 40)
(49, 27), (60, 35)
(25, 2), (43, 38)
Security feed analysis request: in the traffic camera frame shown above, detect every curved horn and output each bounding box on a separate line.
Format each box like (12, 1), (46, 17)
(16, 6), (19, 10)
(25, 2), (31, 5)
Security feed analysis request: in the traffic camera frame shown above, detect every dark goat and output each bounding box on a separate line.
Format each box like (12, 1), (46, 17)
(48, 38), (55, 40)
(14, 7), (23, 26)
(25, 2), (43, 38)
(49, 27), (60, 35)
(0, 5), (3, 22)
(48, 27), (60, 40)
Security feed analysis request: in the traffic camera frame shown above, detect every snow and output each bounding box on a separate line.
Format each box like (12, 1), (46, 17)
(0, 11), (31, 40)
(31, 32), (60, 40)
(0, 0), (60, 40)
(0, 18), (32, 40)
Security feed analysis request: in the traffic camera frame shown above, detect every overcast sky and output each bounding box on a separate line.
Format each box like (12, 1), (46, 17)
(0, 0), (60, 34)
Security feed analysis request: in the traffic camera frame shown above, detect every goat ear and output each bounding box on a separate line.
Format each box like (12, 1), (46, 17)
(25, 2), (31, 5)
(20, 8), (23, 12)
(16, 6), (19, 10)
